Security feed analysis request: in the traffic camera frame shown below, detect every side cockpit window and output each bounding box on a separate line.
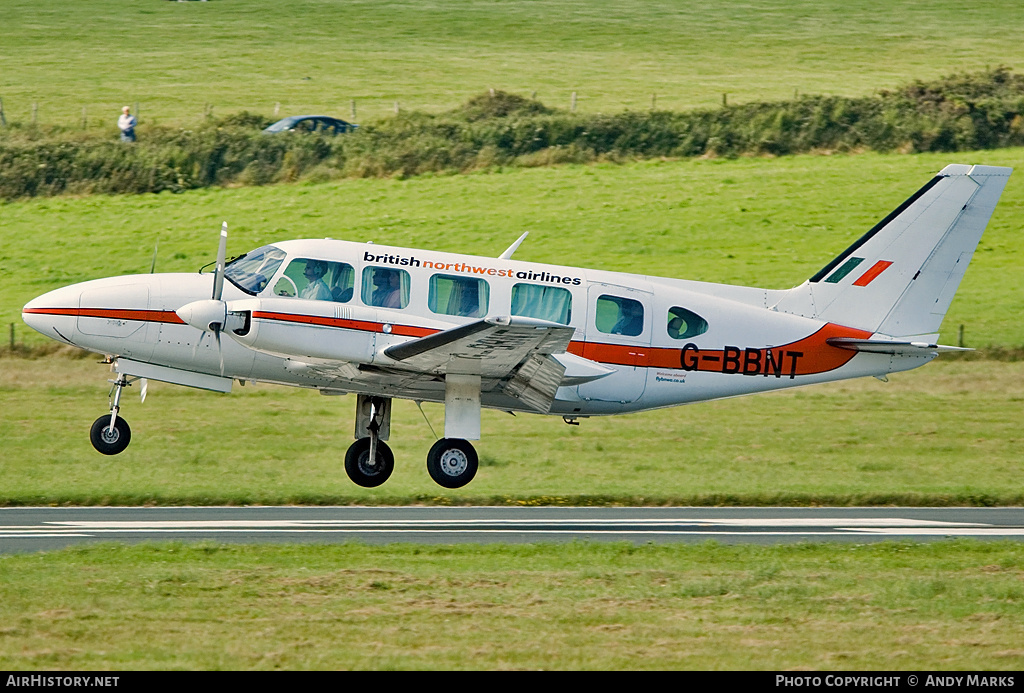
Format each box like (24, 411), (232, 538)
(223, 246), (287, 295)
(273, 258), (354, 302)
(666, 306), (709, 340)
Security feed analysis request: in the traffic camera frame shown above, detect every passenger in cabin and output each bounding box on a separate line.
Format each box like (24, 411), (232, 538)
(611, 299), (644, 336)
(300, 260), (332, 300)
(667, 316), (685, 340)
(373, 268), (403, 308)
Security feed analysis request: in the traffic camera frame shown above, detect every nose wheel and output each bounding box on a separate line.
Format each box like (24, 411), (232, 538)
(90, 414), (131, 455)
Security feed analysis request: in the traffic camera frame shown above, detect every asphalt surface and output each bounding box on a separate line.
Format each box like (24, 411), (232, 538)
(1, 506), (1022, 553)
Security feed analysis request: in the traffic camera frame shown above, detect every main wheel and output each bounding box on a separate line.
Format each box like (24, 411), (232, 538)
(426, 438), (478, 489)
(90, 415), (132, 455)
(344, 438), (395, 488)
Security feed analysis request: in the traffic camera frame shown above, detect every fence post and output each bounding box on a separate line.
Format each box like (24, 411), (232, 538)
(81, 106), (87, 129)
(394, 101), (400, 114)
(350, 99), (356, 120)
(0, 97), (7, 127)
(651, 93), (657, 110)
(274, 102), (280, 117)
(571, 91), (577, 112)
(32, 102), (38, 124)
(722, 93), (728, 107)
(958, 324), (965, 348)
(9, 323), (14, 352)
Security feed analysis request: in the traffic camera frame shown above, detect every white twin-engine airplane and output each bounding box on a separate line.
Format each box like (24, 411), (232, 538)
(22, 164), (1011, 489)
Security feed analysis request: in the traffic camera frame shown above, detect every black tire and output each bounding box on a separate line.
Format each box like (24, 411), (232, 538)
(90, 415), (132, 455)
(344, 438), (395, 488)
(426, 438), (478, 489)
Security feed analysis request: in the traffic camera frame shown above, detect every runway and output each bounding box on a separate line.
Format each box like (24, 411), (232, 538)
(1, 506), (1022, 553)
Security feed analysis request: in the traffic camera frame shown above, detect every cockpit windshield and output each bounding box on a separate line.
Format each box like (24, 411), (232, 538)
(222, 245), (287, 295)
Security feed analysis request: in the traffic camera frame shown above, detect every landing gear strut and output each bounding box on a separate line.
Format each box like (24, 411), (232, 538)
(90, 374), (132, 455)
(342, 385), (481, 489)
(344, 395), (394, 488)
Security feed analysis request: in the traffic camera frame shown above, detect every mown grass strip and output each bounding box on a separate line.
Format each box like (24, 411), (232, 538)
(5, 0), (1024, 124)
(1, 540), (1022, 670)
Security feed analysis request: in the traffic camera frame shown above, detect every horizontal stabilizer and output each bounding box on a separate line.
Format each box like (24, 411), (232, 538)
(826, 337), (971, 356)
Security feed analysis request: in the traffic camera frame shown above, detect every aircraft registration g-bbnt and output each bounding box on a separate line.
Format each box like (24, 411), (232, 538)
(22, 164), (1011, 489)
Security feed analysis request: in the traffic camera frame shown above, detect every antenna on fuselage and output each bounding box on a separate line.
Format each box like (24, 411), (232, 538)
(149, 236), (159, 274)
(498, 232), (529, 260)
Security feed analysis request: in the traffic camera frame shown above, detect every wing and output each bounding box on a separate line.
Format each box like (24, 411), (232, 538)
(383, 316), (577, 412)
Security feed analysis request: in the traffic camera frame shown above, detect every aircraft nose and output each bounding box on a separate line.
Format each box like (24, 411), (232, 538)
(22, 285), (83, 340)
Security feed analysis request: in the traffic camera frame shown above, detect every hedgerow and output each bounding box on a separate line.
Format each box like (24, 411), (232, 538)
(2, 68), (1024, 199)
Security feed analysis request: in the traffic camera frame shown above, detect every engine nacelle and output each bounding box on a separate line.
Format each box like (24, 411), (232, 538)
(224, 298), (378, 364)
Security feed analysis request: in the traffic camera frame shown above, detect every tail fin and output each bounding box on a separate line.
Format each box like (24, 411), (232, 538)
(772, 164), (1012, 338)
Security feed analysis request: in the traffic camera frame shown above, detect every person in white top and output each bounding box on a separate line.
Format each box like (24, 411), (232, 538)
(300, 260), (332, 300)
(117, 106), (136, 142)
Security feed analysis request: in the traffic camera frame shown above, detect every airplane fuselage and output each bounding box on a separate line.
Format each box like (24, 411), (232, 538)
(23, 237), (912, 418)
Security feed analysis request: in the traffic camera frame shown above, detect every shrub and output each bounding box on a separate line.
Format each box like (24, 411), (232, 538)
(3, 69), (1024, 200)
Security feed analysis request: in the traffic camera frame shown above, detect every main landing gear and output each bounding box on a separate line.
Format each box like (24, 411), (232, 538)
(89, 374), (133, 455)
(343, 394), (480, 489)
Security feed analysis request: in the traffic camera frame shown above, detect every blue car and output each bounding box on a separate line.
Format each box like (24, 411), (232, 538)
(263, 115), (357, 135)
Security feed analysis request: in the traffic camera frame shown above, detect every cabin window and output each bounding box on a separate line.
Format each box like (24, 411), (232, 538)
(595, 295), (645, 336)
(362, 266), (410, 309)
(429, 274), (489, 318)
(273, 259), (354, 302)
(223, 245), (286, 295)
(666, 306), (709, 339)
(510, 283), (572, 324)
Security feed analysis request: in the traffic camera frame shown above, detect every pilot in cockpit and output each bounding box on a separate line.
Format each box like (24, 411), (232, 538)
(300, 260), (332, 300)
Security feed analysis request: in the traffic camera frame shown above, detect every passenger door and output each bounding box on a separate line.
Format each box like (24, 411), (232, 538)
(576, 283), (652, 403)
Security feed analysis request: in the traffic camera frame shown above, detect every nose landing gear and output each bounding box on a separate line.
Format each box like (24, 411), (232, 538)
(89, 374), (133, 455)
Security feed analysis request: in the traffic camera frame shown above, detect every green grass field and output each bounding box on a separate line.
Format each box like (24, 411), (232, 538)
(2, 355), (1021, 506)
(3, 0), (1024, 126)
(1, 541), (1022, 670)
(4, 151), (1023, 348)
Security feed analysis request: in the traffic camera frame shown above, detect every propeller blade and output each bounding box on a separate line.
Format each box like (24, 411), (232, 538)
(212, 221), (227, 301)
(140, 378), (149, 403)
(214, 327), (224, 376)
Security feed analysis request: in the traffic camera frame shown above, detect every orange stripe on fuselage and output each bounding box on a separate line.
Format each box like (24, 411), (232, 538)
(22, 307), (185, 324)
(568, 323), (872, 378)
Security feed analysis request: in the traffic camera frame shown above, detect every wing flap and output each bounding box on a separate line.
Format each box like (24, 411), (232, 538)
(383, 316), (576, 412)
(383, 316), (575, 377)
